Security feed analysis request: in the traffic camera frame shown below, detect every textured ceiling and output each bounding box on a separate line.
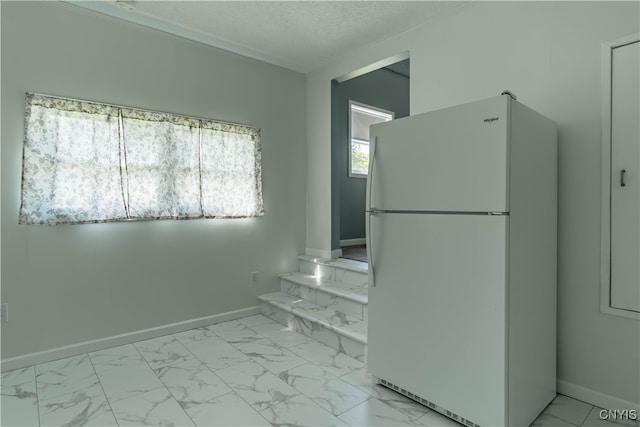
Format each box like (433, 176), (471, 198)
(70, 1), (467, 73)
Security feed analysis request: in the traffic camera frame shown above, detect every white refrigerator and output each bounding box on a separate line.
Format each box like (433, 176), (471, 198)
(366, 94), (557, 427)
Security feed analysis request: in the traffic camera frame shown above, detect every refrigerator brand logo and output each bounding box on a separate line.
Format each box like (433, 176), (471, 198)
(484, 117), (500, 123)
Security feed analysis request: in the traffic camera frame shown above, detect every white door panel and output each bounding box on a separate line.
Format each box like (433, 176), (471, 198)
(369, 96), (509, 212)
(367, 213), (508, 426)
(610, 40), (640, 313)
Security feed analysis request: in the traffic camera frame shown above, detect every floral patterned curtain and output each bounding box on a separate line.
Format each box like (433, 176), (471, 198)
(19, 93), (264, 225)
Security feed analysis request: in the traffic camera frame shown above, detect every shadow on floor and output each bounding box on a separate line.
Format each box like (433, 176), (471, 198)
(340, 244), (367, 263)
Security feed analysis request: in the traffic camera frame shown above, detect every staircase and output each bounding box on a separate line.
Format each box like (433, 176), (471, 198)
(259, 255), (369, 362)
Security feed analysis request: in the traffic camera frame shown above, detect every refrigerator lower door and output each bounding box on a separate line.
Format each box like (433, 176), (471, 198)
(367, 212), (508, 427)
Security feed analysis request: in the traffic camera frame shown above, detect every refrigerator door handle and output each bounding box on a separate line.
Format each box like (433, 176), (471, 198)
(366, 136), (378, 212)
(367, 210), (376, 287)
(366, 137), (378, 287)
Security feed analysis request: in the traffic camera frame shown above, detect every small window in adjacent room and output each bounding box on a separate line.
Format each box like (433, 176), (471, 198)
(19, 93), (264, 225)
(349, 101), (394, 178)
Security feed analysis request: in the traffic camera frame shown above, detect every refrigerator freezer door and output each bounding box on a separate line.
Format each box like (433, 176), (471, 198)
(367, 212), (508, 426)
(369, 96), (509, 212)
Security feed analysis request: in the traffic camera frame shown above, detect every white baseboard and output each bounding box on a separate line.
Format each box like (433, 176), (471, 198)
(558, 379), (639, 411)
(1, 306), (261, 372)
(305, 247), (327, 258)
(340, 238), (366, 247)
(306, 247), (339, 259)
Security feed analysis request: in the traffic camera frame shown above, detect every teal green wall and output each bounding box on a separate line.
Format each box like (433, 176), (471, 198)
(331, 63), (410, 249)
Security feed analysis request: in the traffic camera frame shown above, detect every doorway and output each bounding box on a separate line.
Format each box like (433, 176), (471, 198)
(330, 58), (410, 262)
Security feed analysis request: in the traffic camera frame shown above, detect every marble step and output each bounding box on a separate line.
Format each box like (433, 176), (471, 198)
(298, 255), (368, 288)
(279, 272), (368, 321)
(259, 292), (367, 362)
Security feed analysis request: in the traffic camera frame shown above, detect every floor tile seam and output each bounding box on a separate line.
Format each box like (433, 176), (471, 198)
(180, 363), (253, 408)
(163, 382), (200, 427)
(165, 330), (249, 379)
(31, 365), (42, 427)
(239, 324), (306, 354)
(334, 395), (376, 425)
(172, 326), (230, 349)
(559, 407), (591, 427)
(214, 350), (311, 412)
(109, 384), (197, 426)
(175, 331), (230, 352)
(229, 367), (302, 416)
(555, 392), (597, 412)
(180, 388), (236, 410)
(231, 339), (310, 378)
(283, 360), (345, 382)
(35, 363), (89, 418)
(286, 342), (326, 368)
(225, 391), (276, 427)
(575, 400), (596, 426)
(285, 382), (369, 421)
(36, 373), (104, 405)
(88, 347), (146, 371)
(101, 343), (175, 407)
(86, 353), (120, 426)
(286, 343), (363, 380)
(134, 337), (197, 370)
(255, 391), (335, 425)
(580, 406), (635, 427)
(206, 356), (252, 374)
(168, 330), (292, 420)
(541, 411), (583, 426)
(201, 323), (228, 338)
(283, 369), (373, 419)
(149, 350), (231, 406)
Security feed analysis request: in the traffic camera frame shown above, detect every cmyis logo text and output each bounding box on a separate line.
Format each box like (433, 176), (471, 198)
(599, 409), (638, 421)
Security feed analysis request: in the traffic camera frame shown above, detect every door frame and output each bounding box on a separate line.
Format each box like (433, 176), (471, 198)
(600, 32), (640, 320)
(330, 51), (410, 255)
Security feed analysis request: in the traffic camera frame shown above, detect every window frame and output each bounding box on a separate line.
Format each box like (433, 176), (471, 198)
(19, 93), (264, 225)
(348, 100), (394, 179)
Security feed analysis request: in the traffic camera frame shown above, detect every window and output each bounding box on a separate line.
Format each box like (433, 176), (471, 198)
(19, 93), (264, 225)
(349, 101), (394, 177)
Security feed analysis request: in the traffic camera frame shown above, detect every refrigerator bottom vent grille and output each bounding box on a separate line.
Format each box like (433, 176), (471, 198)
(378, 378), (481, 427)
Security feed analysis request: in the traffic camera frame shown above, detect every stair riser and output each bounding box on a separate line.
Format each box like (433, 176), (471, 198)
(292, 316), (366, 363)
(299, 260), (369, 288)
(281, 280), (317, 303)
(316, 292), (365, 321)
(281, 280), (366, 321)
(261, 302), (366, 363)
(261, 301), (291, 326)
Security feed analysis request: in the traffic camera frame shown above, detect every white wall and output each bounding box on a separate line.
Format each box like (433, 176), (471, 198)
(1, 2), (306, 360)
(306, 1), (639, 408)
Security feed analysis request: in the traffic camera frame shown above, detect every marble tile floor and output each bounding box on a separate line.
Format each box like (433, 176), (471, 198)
(1, 314), (636, 427)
